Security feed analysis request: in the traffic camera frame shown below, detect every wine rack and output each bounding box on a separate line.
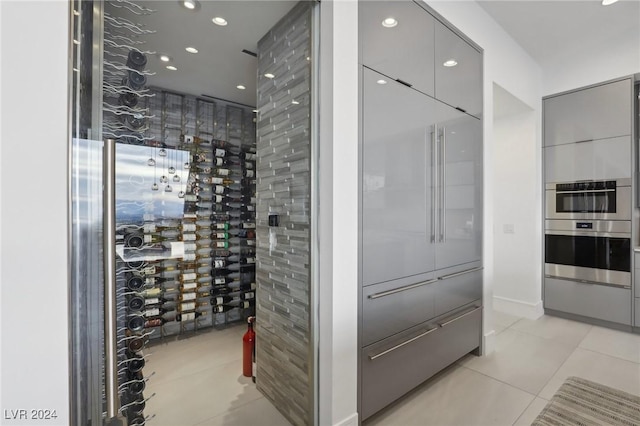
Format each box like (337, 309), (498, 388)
(102, 2), (257, 423)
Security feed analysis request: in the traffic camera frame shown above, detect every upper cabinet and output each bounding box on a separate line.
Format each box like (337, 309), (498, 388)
(544, 79), (632, 147)
(359, 1), (435, 97)
(434, 21), (483, 118)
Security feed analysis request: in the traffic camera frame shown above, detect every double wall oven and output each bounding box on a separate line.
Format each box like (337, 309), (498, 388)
(545, 178), (632, 289)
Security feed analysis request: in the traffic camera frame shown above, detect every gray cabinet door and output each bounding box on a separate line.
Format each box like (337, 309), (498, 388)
(362, 67), (437, 286)
(434, 102), (482, 270)
(544, 79), (632, 147)
(359, 0), (435, 97)
(434, 20), (482, 118)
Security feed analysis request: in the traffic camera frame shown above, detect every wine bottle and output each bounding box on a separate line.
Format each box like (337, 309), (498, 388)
(210, 231), (230, 240)
(242, 160), (255, 169)
(144, 222), (197, 233)
(127, 295), (145, 312)
(212, 276), (240, 286)
(180, 134), (208, 145)
(180, 281), (210, 292)
(144, 296), (172, 306)
(119, 92), (138, 108)
(177, 301), (209, 312)
(210, 240), (230, 249)
(210, 285), (231, 296)
(143, 306), (175, 317)
(212, 305), (235, 313)
(144, 317), (169, 328)
(175, 311), (207, 322)
(213, 157), (239, 167)
(237, 229), (256, 239)
(179, 291), (210, 302)
(242, 169), (255, 178)
(239, 152), (257, 161)
(240, 291), (255, 301)
(126, 50), (147, 71)
(210, 295), (234, 306)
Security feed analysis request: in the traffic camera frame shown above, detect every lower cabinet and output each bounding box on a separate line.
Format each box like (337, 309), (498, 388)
(544, 277), (631, 325)
(361, 303), (482, 420)
(635, 299), (640, 328)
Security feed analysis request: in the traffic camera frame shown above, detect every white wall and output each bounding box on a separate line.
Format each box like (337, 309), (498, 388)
(492, 84), (542, 317)
(543, 37), (640, 96)
(425, 1), (544, 331)
(318, 1), (359, 425)
(0, 1), (70, 424)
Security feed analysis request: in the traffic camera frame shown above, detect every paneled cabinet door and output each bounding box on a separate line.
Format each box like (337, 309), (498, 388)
(434, 102), (482, 270)
(362, 67), (437, 286)
(359, 0), (435, 97)
(434, 20), (483, 118)
(544, 79), (632, 147)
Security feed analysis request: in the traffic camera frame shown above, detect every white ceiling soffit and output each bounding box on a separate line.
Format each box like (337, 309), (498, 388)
(477, 0), (640, 70)
(112, 0), (298, 106)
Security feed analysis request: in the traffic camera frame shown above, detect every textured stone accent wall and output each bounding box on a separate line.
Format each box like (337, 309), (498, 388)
(255, 2), (313, 425)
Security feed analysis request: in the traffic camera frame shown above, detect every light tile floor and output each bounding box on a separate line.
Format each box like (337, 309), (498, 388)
(145, 325), (291, 426)
(144, 313), (640, 426)
(365, 312), (640, 426)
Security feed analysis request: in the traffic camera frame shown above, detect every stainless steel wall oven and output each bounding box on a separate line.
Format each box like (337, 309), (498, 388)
(545, 178), (631, 221)
(544, 220), (631, 288)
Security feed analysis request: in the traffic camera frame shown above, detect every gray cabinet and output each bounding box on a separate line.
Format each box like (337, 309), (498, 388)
(362, 67), (437, 286)
(544, 78), (632, 147)
(435, 102), (483, 270)
(359, 0), (435, 96)
(545, 277), (631, 326)
(544, 135), (631, 182)
(435, 20), (483, 118)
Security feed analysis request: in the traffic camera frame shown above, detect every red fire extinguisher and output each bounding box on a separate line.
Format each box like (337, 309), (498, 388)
(243, 316), (255, 378)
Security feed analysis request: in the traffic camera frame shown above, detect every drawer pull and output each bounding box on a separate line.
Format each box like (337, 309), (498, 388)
(438, 266), (483, 281)
(544, 275), (630, 289)
(367, 279), (438, 300)
(438, 306), (481, 327)
(368, 327), (438, 361)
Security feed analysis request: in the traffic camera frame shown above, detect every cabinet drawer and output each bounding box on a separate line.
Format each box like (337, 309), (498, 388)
(544, 79), (632, 147)
(545, 277), (631, 325)
(544, 136), (631, 182)
(434, 267), (483, 318)
(361, 304), (482, 420)
(362, 275), (436, 347)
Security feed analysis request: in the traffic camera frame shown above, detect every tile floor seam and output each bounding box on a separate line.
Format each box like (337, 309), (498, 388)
(534, 345), (577, 398)
(458, 363), (539, 398)
(577, 345), (640, 365)
(511, 396), (539, 426)
(503, 327), (580, 351)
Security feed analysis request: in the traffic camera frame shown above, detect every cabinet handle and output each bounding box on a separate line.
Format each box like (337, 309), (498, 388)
(103, 139), (121, 420)
(369, 327), (439, 361)
(441, 127), (446, 243)
(438, 266), (484, 281)
(544, 274), (630, 289)
(367, 279), (438, 300)
(438, 306), (482, 327)
(574, 139), (593, 144)
(431, 127), (437, 243)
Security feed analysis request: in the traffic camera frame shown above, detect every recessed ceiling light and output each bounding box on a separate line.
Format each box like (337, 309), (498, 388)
(602, 0), (619, 5)
(291, 100), (300, 105)
(237, 85), (246, 90)
(212, 16), (228, 26)
(159, 54), (171, 62)
(382, 17), (398, 28)
(185, 47), (198, 54)
(376, 79), (387, 85)
(166, 65), (178, 71)
(264, 73), (275, 79)
(183, 0), (196, 9)
(443, 59), (458, 67)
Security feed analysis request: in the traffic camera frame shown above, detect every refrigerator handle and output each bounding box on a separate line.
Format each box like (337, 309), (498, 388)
(431, 126), (437, 243)
(103, 138), (123, 422)
(440, 127), (446, 243)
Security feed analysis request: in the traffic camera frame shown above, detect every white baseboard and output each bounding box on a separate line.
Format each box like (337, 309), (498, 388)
(482, 329), (496, 355)
(334, 412), (358, 426)
(493, 296), (543, 320)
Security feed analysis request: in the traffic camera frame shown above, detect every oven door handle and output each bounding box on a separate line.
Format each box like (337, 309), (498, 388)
(544, 275), (631, 289)
(555, 189), (615, 194)
(544, 230), (631, 238)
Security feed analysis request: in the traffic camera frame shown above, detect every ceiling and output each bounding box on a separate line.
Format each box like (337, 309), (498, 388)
(477, 0), (640, 72)
(108, 0), (297, 107)
(109, 0), (639, 107)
